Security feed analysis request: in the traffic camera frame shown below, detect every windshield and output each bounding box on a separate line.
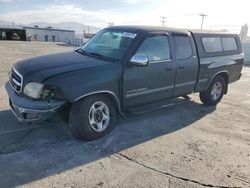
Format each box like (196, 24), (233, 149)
(80, 30), (137, 61)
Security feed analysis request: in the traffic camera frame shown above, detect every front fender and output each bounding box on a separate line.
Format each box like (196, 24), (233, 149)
(43, 63), (123, 105)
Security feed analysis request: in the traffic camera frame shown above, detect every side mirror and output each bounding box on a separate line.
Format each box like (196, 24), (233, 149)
(130, 54), (149, 66)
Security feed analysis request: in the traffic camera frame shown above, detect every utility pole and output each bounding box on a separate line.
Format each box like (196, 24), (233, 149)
(83, 16), (86, 39)
(161, 16), (167, 27)
(199, 14), (207, 30)
(108, 22), (114, 27)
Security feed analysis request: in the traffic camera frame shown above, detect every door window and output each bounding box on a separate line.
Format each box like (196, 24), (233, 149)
(173, 35), (193, 59)
(202, 37), (223, 53)
(136, 35), (170, 62)
(221, 37), (238, 51)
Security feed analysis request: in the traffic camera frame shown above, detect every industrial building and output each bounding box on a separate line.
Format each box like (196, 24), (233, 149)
(0, 25), (26, 41)
(24, 26), (75, 43)
(0, 25), (75, 43)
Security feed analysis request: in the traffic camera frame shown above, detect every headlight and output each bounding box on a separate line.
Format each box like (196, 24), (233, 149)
(23, 82), (44, 99)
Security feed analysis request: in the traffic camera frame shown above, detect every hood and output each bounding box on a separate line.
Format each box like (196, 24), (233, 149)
(14, 51), (111, 83)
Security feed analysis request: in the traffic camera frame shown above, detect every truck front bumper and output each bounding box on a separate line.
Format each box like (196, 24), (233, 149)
(5, 82), (66, 122)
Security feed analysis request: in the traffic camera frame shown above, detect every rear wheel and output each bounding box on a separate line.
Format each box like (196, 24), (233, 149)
(70, 95), (116, 141)
(199, 75), (226, 105)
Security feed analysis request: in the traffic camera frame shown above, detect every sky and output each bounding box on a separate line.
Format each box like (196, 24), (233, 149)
(0, 0), (249, 32)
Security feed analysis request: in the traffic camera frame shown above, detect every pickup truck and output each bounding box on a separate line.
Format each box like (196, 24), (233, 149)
(6, 26), (244, 141)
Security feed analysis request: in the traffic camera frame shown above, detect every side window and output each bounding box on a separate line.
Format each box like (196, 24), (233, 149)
(136, 35), (170, 62)
(221, 37), (238, 51)
(202, 37), (223, 53)
(174, 35), (193, 59)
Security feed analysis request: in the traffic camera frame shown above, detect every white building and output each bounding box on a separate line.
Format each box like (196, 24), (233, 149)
(239, 24), (248, 42)
(24, 26), (75, 43)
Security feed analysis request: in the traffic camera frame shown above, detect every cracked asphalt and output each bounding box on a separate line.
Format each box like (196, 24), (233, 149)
(0, 41), (250, 188)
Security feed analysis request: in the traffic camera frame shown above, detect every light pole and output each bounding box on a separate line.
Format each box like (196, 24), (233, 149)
(83, 16), (86, 39)
(161, 16), (167, 27)
(108, 22), (114, 27)
(199, 14), (207, 30)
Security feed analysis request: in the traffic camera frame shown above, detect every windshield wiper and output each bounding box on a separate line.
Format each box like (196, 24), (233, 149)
(88, 52), (114, 61)
(74, 48), (88, 55)
(88, 52), (104, 58)
(75, 49), (116, 62)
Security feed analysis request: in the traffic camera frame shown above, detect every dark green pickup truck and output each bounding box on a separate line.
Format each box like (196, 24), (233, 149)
(6, 26), (244, 140)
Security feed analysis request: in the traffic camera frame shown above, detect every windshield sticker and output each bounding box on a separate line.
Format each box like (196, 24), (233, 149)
(122, 32), (137, 38)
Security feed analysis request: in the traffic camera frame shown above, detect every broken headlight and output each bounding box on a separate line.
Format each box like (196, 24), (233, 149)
(40, 85), (65, 100)
(24, 82), (64, 100)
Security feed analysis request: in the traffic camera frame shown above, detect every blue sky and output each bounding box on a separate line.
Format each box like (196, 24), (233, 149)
(0, 0), (249, 32)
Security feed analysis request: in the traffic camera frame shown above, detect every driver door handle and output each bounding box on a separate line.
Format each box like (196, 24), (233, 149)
(165, 63), (173, 71)
(165, 67), (172, 71)
(178, 66), (185, 69)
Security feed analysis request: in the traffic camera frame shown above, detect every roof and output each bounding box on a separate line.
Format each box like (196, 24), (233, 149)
(0, 25), (25, 30)
(190, 29), (238, 36)
(108, 25), (238, 36)
(0, 25), (75, 32)
(108, 25), (190, 35)
(23, 26), (75, 33)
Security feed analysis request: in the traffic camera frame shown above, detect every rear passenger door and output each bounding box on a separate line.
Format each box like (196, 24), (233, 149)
(173, 33), (199, 96)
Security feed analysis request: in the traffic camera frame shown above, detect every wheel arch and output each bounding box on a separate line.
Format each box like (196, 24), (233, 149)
(209, 71), (229, 94)
(72, 91), (124, 117)
(57, 91), (124, 124)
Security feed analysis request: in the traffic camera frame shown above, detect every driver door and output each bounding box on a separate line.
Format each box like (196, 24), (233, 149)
(123, 33), (176, 108)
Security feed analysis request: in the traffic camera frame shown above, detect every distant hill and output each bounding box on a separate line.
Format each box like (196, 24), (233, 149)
(0, 20), (14, 26)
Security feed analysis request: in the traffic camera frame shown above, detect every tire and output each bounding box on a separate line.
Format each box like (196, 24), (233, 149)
(69, 95), (116, 141)
(57, 104), (70, 123)
(199, 75), (226, 105)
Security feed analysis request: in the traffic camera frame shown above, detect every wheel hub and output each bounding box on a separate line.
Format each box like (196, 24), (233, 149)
(88, 101), (110, 132)
(94, 110), (103, 123)
(211, 82), (222, 101)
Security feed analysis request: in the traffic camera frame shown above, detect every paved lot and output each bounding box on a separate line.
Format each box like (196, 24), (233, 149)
(0, 41), (250, 188)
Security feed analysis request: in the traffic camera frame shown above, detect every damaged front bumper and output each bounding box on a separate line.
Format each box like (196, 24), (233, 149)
(5, 82), (66, 122)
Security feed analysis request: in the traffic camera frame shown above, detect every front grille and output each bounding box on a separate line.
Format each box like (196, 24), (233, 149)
(10, 67), (23, 93)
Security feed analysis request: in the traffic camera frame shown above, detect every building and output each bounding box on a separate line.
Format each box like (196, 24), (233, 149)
(0, 25), (75, 43)
(239, 24), (248, 42)
(0, 25), (26, 41)
(24, 26), (75, 43)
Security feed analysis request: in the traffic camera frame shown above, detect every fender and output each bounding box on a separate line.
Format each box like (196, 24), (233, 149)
(207, 70), (229, 93)
(72, 90), (123, 115)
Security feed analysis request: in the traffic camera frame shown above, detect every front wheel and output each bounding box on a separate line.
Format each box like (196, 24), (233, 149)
(70, 95), (116, 141)
(199, 75), (226, 105)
